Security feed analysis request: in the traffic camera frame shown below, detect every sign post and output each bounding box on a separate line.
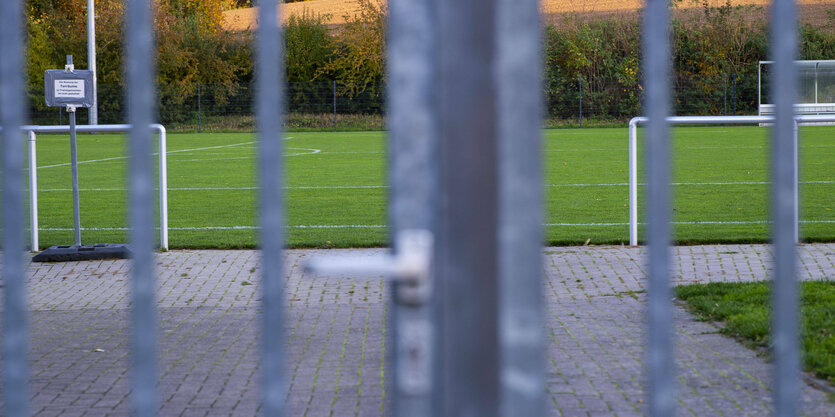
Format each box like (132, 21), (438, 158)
(34, 55), (130, 262)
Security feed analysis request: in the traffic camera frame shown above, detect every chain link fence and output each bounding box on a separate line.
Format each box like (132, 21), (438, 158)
(26, 74), (756, 131)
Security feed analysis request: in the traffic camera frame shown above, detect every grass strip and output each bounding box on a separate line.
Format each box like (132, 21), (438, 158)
(675, 280), (835, 386)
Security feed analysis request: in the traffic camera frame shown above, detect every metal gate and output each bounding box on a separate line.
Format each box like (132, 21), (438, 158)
(0, 0), (800, 417)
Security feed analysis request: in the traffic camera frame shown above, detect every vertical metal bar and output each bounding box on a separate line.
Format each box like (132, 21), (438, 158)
(0, 0), (30, 414)
(759, 63), (763, 116)
(793, 121), (799, 243)
(126, 0), (158, 414)
(29, 131), (39, 251)
(770, 0), (800, 412)
(629, 119), (639, 246)
(437, 0), (499, 414)
(497, 0), (545, 413)
(333, 80), (337, 132)
(642, 0), (674, 414)
(197, 83), (202, 133)
(579, 75), (583, 128)
(87, 0), (98, 125)
(69, 110), (82, 246)
(387, 0), (438, 413)
(256, 1), (287, 416)
(815, 62), (819, 104)
(157, 126), (168, 250)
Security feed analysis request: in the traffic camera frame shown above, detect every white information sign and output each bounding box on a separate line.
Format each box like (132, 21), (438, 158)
(54, 79), (86, 99)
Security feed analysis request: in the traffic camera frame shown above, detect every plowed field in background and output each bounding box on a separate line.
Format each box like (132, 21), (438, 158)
(223, 0), (835, 31)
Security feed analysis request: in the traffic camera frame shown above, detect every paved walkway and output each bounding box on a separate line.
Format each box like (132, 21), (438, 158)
(6, 244), (835, 416)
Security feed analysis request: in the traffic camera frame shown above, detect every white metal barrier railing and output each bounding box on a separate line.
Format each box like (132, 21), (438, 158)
(628, 114), (835, 246)
(20, 124), (169, 251)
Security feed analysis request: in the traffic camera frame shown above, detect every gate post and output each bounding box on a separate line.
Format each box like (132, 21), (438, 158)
(256, 0), (287, 416)
(770, 0), (801, 415)
(1, 0), (30, 415)
(437, 0), (500, 414)
(642, 0), (674, 415)
(496, 0), (546, 414)
(125, 0), (158, 414)
(387, 0), (439, 414)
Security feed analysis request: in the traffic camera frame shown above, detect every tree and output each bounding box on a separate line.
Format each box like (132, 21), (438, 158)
(316, 0), (386, 96)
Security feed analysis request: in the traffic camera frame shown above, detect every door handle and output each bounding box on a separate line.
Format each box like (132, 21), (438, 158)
(304, 229), (433, 306)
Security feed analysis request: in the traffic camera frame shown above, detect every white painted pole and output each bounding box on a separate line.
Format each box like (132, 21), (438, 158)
(87, 0), (98, 125)
(758, 63), (762, 116)
(156, 125), (168, 250)
(629, 118), (639, 246)
(28, 131), (38, 251)
(793, 120), (799, 243)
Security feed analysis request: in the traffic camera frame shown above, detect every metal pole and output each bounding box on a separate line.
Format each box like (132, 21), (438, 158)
(770, 0), (801, 411)
(68, 107), (82, 246)
(1, 0), (30, 414)
(579, 75), (583, 128)
(642, 0), (674, 415)
(497, 0), (545, 413)
(87, 0), (97, 125)
(126, 0), (158, 414)
(257, 0), (287, 415)
(387, 0), (438, 412)
(29, 131), (39, 251)
(333, 80), (337, 132)
(815, 62), (819, 104)
(793, 120), (799, 243)
(629, 119), (638, 246)
(437, 0), (500, 414)
(759, 63), (763, 116)
(197, 82), (202, 133)
(158, 126), (168, 250)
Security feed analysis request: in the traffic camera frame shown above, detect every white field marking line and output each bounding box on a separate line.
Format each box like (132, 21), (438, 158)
(544, 220), (835, 226)
(35, 180), (835, 192)
(544, 145), (835, 152)
(40, 224), (387, 231)
(318, 151), (385, 154)
(169, 157), (252, 163)
(143, 148), (321, 162)
(39, 185), (388, 192)
(547, 180), (835, 187)
(36, 141), (255, 169)
(35, 141), (318, 170)
(170, 147), (319, 157)
(37, 219), (835, 232)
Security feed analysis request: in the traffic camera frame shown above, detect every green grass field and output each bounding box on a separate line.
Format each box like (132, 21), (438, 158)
(28, 126), (835, 249)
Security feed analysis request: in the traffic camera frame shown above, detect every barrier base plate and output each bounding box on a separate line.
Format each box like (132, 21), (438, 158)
(32, 244), (131, 262)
